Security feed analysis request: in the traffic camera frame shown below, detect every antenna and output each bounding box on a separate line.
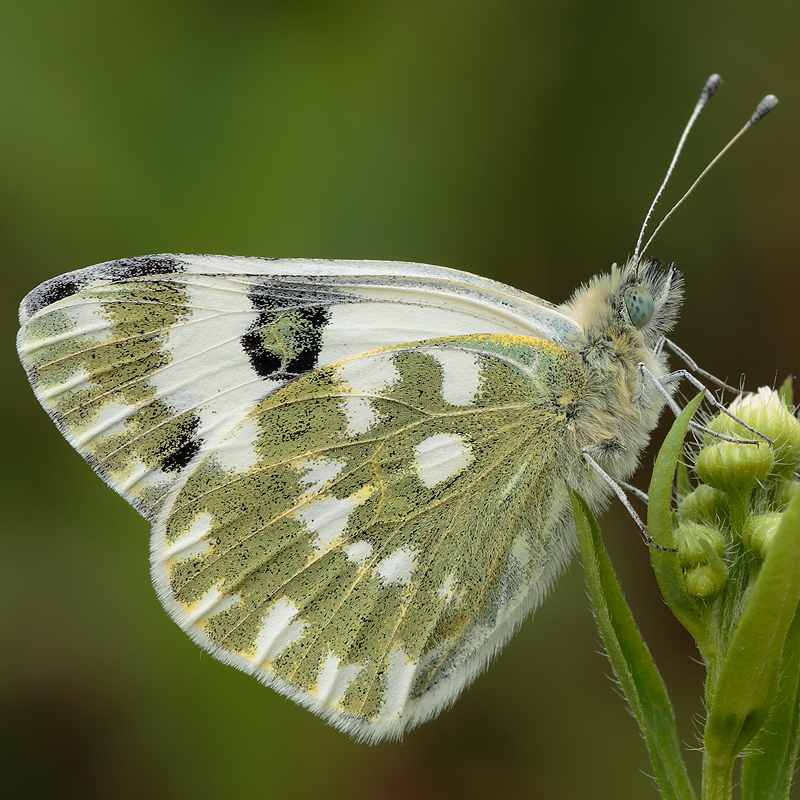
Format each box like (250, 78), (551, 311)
(638, 93), (778, 259)
(633, 74), (722, 266)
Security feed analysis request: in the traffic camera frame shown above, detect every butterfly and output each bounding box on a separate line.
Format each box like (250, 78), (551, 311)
(16, 253), (681, 741)
(15, 76), (776, 743)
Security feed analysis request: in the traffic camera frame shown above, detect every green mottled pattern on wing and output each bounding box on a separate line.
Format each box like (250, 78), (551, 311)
(157, 334), (587, 724)
(17, 277), (340, 518)
(18, 281), (194, 515)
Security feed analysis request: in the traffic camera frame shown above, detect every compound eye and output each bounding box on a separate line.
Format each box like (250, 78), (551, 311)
(624, 285), (654, 328)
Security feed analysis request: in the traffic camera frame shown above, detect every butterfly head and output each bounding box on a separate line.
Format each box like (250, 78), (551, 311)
(562, 258), (684, 353)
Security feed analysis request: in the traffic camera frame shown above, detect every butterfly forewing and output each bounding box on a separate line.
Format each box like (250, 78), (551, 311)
(17, 256), (580, 523)
(151, 334), (586, 740)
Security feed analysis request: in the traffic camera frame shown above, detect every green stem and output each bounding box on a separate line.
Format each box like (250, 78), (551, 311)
(727, 489), (749, 541)
(701, 752), (733, 800)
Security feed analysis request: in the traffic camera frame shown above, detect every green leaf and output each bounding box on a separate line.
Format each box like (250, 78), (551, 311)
(648, 394), (714, 659)
(705, 488), (800, 772)
(676, 458), (692, 501)
(741, 598), (800, 800)
(571, 489), (696, 800)
(777, 376), (794, 408)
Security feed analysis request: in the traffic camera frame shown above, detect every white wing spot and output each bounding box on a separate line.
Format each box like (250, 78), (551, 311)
(45, 301), (111, 351)
(292, 457), (347, 498)
(167, 512), (214, 559)
(428, 348), (482, 405)
(185, 582), (241, 624)
(252, 598), (307, 665)
(314, 652), (364, 705)
(336, 352), (399, 395)
(74, 399), (137, 444)
(510, 534), (531, 566)
(114, 457), (170, 502)
(38, 366), (93, 401)
(377, 647), (417, 721)
(293, 487), (371, 554)
(414, 433), (473, 488)
(437, 572), (458, 603)
(213, 416), (261, 472)
(376, 545), (418, 586)
(343, 539), (373, 565)
(339, 396), (379, 436)
(499, 458), (530, 501)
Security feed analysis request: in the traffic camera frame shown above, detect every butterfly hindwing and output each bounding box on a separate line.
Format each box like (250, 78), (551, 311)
(151, 334), (587, 741)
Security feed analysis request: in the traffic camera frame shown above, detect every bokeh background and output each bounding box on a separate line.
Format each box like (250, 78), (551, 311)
(2, 2), (798, 798)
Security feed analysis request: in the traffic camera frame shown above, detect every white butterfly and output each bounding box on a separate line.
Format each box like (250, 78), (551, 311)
(17, 253), (680, 742)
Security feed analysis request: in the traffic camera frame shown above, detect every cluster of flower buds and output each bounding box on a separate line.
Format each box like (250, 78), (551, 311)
(673, 386), (800, 599)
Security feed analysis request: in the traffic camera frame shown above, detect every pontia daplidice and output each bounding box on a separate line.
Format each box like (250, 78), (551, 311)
(15, 76), (777, 743)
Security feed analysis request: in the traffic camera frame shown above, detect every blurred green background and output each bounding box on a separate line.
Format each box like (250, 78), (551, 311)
(2, 2), (798, 798)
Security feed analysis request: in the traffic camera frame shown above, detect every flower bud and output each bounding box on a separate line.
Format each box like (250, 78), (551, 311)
(678, 484), (727, 524)
(695, 440), (775, 492)
(743, 512), (783, 559)
(672, 522), (727, 598)
(684, 564), (726, 598)
(673, 521), (726, 569)
(709, 387), (800, 474)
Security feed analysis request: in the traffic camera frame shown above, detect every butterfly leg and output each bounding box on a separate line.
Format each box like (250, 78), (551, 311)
(582, 451), (676, 551)
(618, 481), (649, 505)
(638, 363), (772, 445)
(660, 338), (741, 393)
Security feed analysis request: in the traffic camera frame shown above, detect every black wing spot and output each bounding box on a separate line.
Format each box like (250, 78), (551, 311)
(241, 330), (283, 376)
(241, 283), (332, 381)
(284, 305), (329, 375)
(101, 255), (186, 280)
(160, 414), (202, 472)
(25, 277), (84, 315)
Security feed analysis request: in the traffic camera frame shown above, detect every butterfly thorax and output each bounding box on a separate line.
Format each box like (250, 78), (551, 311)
(559, 259), (685, 489)
(571, 323), (668, 482)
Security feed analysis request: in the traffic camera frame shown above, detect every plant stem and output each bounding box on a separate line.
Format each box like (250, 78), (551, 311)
(701, 753), (733, 800)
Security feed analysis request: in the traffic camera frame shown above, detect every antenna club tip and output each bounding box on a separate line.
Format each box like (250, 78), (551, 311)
(751, 94), (779, 123)
(702, 74), (722, 101)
